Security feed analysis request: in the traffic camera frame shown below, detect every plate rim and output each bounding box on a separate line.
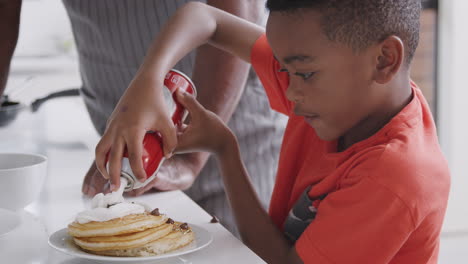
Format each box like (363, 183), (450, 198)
(0, 208), (21, 237)
(48, 223), (213, 261)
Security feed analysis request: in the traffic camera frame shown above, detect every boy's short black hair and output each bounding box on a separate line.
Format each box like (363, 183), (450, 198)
(266, 0), (421, 65)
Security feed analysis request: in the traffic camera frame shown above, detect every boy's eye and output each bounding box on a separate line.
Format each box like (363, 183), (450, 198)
(295, 72), (315, 80)
(279, 68), (315, 80)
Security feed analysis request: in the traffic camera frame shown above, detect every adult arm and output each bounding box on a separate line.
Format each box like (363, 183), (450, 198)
(0, 0), (22, 97)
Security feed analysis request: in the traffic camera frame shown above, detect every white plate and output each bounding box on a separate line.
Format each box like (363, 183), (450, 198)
(0, 208), (21, 237)
(48, 224), (213, 262)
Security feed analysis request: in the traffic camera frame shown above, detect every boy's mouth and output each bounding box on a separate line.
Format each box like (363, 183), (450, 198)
(294, 109), (320, 125)
(295, 110), (320, 126)
(294, 110), (319, 119)
(304, 115), (320, 126)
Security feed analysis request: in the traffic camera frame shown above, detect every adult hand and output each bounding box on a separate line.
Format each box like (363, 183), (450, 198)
(95, 73), (178, 192)
(82, 161), (110, 197)
(84, 154), (198, 197)
(125, 154), (198, 197)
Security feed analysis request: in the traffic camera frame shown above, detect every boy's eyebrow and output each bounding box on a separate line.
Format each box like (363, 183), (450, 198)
(274, 55), (316, 64)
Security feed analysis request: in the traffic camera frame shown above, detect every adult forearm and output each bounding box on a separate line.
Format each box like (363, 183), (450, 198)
(0, 0), (22, 96)
(193, 0), (263, 122)
(216, 136), (298, 264)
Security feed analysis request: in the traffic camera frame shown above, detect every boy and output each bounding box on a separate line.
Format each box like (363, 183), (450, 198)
(96, 0), (450, 263)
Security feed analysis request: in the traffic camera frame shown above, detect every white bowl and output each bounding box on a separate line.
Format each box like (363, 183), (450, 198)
(0, 153), (47, 211)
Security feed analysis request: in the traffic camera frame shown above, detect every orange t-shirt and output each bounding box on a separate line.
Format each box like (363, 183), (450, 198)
(251, 34), (450, 264)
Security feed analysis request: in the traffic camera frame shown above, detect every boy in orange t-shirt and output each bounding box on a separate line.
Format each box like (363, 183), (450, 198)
(97, 0), (451, 263)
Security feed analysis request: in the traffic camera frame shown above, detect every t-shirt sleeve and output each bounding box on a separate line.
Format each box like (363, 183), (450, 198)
(250, 34), (292, 116)
(295, 176), (415, 263)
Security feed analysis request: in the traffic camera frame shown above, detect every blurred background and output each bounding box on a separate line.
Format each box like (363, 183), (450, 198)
(2, 0), (468, 263)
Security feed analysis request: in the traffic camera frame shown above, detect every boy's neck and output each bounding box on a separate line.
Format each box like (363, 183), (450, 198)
(337, 73), (413, 152)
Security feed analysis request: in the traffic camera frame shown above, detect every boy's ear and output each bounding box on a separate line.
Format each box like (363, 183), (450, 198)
(373, 35), (405, 84)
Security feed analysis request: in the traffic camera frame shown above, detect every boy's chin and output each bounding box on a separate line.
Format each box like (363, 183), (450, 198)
(313, 127), (341, 142)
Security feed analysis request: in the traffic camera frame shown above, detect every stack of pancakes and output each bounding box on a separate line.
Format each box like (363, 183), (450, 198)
(68, 212), (195, 257)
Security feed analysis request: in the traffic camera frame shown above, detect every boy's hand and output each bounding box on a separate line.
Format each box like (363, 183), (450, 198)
(174, 90), (236, 156)
(95, 73), (177, 191)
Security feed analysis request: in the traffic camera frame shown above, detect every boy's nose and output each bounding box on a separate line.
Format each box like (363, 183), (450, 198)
(286, 82), (304, 103)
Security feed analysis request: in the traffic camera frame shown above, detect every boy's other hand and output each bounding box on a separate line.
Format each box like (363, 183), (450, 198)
(174, 89), (235, 156)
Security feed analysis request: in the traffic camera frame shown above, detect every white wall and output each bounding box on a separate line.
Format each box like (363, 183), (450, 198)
(438, 0), (468, 233)
(7, 0), (78, 103)
(15, 0), (74, 58)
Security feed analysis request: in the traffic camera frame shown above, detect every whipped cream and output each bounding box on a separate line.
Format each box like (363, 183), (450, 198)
(75, 178), (151, 224)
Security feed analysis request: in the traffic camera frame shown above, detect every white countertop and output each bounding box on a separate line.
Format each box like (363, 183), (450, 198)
(0, 60), (265, 264)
